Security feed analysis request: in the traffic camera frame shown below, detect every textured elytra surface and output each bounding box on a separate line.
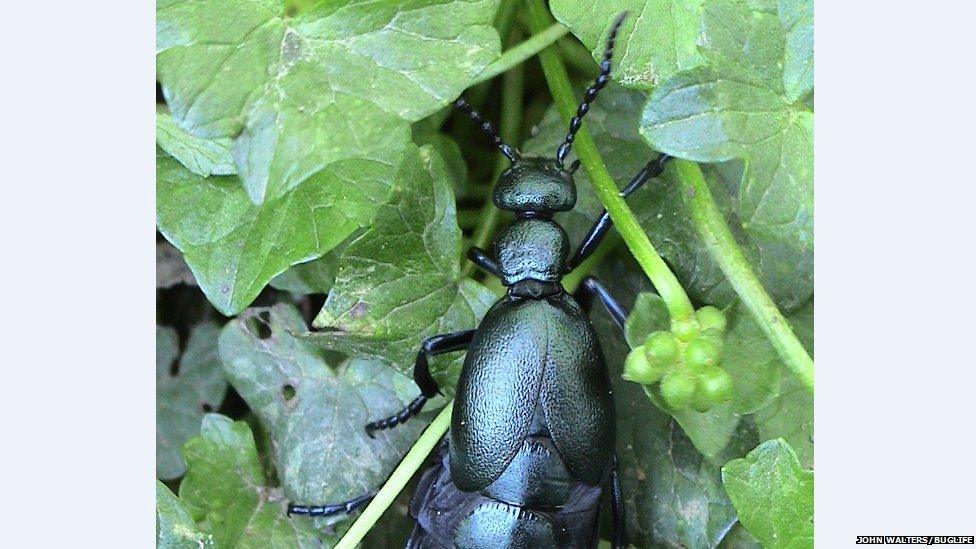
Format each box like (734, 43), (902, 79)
(451, 292), (612, 491)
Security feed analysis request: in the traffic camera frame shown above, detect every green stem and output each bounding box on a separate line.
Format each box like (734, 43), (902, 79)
(562, 232), (620, 293)
(558, 36), (598, 76)
(524, 0), (696, 329)
(334, 404), (453, 549)
(461, 31), (525, 278)
(672, 160), (814, 392)
(470, 23), (569, 86)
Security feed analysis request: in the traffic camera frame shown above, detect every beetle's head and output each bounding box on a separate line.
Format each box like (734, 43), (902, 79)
(493, 156), (576, 216)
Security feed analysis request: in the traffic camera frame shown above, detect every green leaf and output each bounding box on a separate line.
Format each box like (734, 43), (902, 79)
(754, 300), (814, 467)
(179, 414), (331, 547)
(549, 0), (705, 89)
(525, 84), (811, 311)
(219, 303), (429, 526)
(301, 144), (495, 387)
(269, 248), (342, 294)
(157, 148), (389, 315)
(156, 108), (235, 177)
(721, 302), (784, 414)
(722, 439), (814, 548)
(778, 0), (813, 103)
(157, 0), (500, 203)
(156, 322), (227, 480)
(413, 132), (470, 200)
(156, 480), (216, 549)
(640, 0), (813, 269)
(718, 523), (762, 549)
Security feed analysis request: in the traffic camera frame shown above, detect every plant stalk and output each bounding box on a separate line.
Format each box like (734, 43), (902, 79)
(524, 0), (696, 328)
(671, 160), (814, 392)
(470, 23), (570, 86)
(334, 404), (453, 549)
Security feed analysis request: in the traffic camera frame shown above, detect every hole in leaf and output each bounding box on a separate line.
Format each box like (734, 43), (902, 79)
(282, 384), (296, 401)
(246, 311), (273, 339)
(201, 403), (214, 413)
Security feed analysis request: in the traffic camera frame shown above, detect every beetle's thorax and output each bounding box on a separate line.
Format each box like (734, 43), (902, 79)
(494, 216), (569, 287)
(491, 156), (575, 290)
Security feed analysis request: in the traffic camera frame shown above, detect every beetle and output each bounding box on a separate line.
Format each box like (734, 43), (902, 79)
(288, 12), (672, 548)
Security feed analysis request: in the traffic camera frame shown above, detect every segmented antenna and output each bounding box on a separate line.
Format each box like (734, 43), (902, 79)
(453, 97), (519, 162)
(556, 12), (629, 166)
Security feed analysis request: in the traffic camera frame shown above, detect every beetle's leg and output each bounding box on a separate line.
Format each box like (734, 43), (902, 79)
(365, 329), (475, 438)
(564, 154), (673, 272)
(466, 246), (502, 278)
(610, 453), (626, 549)
(288, 491), (374, 518)
(575, 277), (627, 332)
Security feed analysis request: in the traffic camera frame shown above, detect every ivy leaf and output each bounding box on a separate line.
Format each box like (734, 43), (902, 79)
(156, 480), (216, 549)
(525, 84), (811, 311)
(300, 144), (495, 387)
(269, 248), (342, 295)
(718, 523), (762, 549)
(157, 148), (389, 315)
(219, 303), (430, 529)
(157, 0), (500, 204)
(550, 0), (705, 89)
(778, 0), (813, 103)
(156, 323), (227, 480)
(722, 439), (814, 548)
(180, 414), (331, 547)
(156, 108), (235, 177)
(641, 0), (813, 267)
(754, 301), (814, 467)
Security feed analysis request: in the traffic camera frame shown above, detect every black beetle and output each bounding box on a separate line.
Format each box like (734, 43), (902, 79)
(288, 12), (672, 548)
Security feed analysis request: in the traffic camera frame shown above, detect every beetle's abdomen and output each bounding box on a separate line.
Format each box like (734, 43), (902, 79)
(494, 218), (569, 285)
(406, 441), (603, 549)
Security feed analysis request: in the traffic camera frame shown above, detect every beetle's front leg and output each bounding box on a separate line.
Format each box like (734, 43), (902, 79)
(466, 246), (502, 278)
(565, 154), (673, 271)
(364, 329), (475, 438)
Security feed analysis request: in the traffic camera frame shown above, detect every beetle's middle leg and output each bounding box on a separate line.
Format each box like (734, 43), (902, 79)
(364, 329), (475, 438)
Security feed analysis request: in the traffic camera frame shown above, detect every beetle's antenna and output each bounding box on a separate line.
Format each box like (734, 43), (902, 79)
(556, 12), (628, 167)
(453, 97), (519, 162)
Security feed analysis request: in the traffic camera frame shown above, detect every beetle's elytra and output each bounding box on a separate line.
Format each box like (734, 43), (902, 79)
(288, 12), (673, 548)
